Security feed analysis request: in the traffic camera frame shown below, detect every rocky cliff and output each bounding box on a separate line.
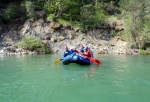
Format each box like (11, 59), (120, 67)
(0, 18), (139, 55)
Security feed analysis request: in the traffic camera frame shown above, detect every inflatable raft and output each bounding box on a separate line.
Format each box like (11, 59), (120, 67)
(62, 54), (91, 65)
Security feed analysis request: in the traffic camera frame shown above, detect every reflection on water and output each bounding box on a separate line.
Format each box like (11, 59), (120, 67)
(84, 67), (96, 78)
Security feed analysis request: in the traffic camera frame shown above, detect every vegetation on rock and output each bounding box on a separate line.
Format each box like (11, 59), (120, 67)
(17, 34), (51, 54)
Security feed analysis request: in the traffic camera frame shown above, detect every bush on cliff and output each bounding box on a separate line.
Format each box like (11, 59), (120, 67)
(140, 50), (150, 55)
(17, 35), (51, 54)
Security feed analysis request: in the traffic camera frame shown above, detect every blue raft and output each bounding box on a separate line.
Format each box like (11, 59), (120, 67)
(62, 54), (91, 65)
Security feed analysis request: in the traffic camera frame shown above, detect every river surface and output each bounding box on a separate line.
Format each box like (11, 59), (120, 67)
(0, 54), (150, 102)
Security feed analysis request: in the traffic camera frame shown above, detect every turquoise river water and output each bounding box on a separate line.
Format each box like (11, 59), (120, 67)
(0, 54), (150, 102)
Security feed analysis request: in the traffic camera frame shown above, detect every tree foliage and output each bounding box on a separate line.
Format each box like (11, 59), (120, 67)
(1, 0), (150, 50)
(119, 0), (150, 49)
(0, 0), (119, 26)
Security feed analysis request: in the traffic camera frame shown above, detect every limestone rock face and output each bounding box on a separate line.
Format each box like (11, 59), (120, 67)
(0, 18), (139, 55)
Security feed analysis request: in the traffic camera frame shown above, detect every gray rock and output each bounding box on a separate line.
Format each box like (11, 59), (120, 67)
(45, 33), (51, 40)
(0, 49), (5, 54)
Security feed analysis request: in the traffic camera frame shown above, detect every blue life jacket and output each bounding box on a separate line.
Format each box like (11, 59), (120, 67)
(62, 50), (71, 59)
(80, 47), (84, 53)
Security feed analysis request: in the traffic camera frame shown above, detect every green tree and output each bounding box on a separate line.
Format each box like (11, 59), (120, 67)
(80, 1), (107, 29)
(119, 0), (150, 49)
(25, 1), (36, 19)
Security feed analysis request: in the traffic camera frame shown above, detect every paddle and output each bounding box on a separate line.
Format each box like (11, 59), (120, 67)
(54, 59), (62, 64)
(89, 57), (101, 65)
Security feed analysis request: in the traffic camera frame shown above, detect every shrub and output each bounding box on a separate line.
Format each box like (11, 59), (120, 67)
(18, 35), (51, 54)
(140, 50), (150, 55)
(47, 14), (55, 21)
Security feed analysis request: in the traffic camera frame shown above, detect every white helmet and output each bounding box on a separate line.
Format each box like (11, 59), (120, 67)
(70, 47), (75, 50)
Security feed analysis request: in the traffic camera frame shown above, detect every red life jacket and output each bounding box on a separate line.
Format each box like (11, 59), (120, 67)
(83, 50), (92, 58)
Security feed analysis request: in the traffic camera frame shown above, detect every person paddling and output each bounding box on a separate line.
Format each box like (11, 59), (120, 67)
(88, 46), (94, 58)
(62, 46), (71, 59)
(70, 47), (80, 55)
(80, 44), (85, 53)
(82, 46), (93, 59)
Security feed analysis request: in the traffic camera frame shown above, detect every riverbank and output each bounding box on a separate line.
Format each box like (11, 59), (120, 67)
(0, 19), (149, 55)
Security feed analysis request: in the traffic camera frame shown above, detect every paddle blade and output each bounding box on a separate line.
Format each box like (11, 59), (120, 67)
(90, 58), (101, 65)
(54, 59), (61, 64)
(95, 59), (101, 65)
